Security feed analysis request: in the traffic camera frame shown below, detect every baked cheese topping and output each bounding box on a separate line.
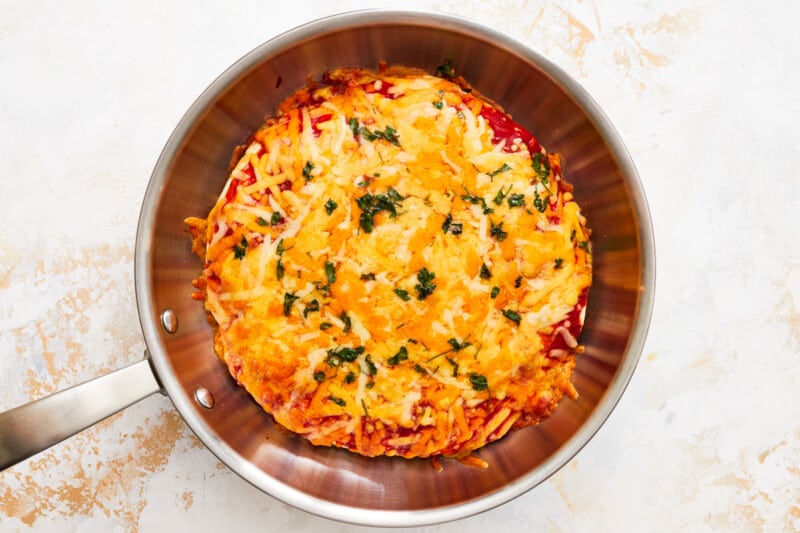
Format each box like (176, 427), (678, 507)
(187, 66), (592, 459)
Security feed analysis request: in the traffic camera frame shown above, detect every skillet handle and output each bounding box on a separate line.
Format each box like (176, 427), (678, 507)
(0, 358), (162, 471)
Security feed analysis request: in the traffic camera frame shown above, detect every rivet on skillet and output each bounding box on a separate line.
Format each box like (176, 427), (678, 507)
(195, 387), (215, 409)
(160, 309), (178, 333)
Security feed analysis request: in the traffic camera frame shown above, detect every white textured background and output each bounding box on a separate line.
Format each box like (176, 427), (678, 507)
(1, 0), (799, 531)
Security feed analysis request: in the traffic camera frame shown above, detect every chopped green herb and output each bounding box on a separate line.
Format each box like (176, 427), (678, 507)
(325, 261), (336, 287)
(490, 220), (508, 242)
(490, 286), (500, 299)
(445, 356), (459, 377)
(256, 216), (269, 226)
(554, 258), (564, 269)
(442, 213), (463, 235)
(532, 152), (550, 184)
(432, 100), (444, 109)
(233, 235), (248, 259)
(276, 239), (286, 255)
(394, 288), (411, 301)
(533, 189), (547, 213)
(360, 273), (376, 281)
(365, 354), (377, 376)
(414, 268), (437, 300)
(348, 117), (359, 137)
(361, 399), (370, 417)
(435, 59), (456, 79)
(502, 309), (522, 326)
(358, 126), (377, 142)
(303, 299), (320, 318)
(345, 372), (356, 384)
(507, 193), (525, 208)
(578, 240), (590, 252)
(270, 211), (283, 225)
(302, 161), (314, 181)
(356, 125), (401, 146)
(493, 185), (512, 205)
(447, 338), (472, 352)
(355, 190), (404, 233)
(320, 322), (333, 330)
(276, 258), (284, 280)
(366, 382), (375, 389)
(414, 364), (427, 374)
(488, 163), (511, 178)
(326, 346), (365, 367)
(479, 263), (492, 279)
(329, 396), (346, 407)
(469, 373), (488, 391)
(386, 187), (404, 203)
(313, 371), (326, 382)
(388, 346), (409, 366)
(515, 276), (522, 288)
(324, 199), (338, 215)
(339, 311), (351, 335)
(283, 292), (299, 316)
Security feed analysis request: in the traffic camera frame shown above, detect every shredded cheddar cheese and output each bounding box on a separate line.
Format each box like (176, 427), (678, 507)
(186, 65), (592, 459)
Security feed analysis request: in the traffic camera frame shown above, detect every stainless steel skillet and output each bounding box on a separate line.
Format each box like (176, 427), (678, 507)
(0, 10), (654, 527)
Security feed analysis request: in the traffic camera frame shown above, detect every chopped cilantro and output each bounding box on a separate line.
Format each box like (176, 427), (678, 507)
(270, 211), (283, 225)
(414, 364), (427, 374)
(320, 322), (333, 330)
(488, 163), (511, 178)
(515, 276), (522, 288)
(533, 189), (547, 213)
(329, 396), (346, 407)
(502, 309), (522, 326)
(256, 216), (269, 226)
(507, 193), (525, 208)
(442, 213), (463, 235)
(283, 292), (299, 316)
(233, 235), (248, 259)
(578, 240), (590, 252)
(360, 273), (376, 281)
(313, 371), (326, 382)
(326, 346), (365, 367)
(324, 199), (338, 215)
(554, 258), (564, 269)
(388, 346), (409, 366)
(356, 189), (404, 233)
(432, 100), (444, 109)
(479, 263), (492, 279)
(339, 311), (351, 335)
(435, 59), (456, 79)
(394, 288), (411, 301)
(469, 373), (488, 391)
(325, 261), (336, 287)
(490, 220), (508, 242)
(276, 239), (286, 255)
(490, 286), (500, 299)
(445, 356), (459, 377)
(302, 161), (314, 181)
(447, 338), (471, 352)
(303, 299), (320, 318)
(276, 258), (284, 280)
(532, 152), (550, 183)
(364, 354), (377, 376)
(344, 372), (356, 384)
(414, 268), (437, 300)
(348, 117), (359, 137)
(493, 185), (512, 205)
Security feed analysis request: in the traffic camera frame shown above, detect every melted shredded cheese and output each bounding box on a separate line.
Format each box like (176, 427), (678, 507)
(187, 66), (592, 459)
